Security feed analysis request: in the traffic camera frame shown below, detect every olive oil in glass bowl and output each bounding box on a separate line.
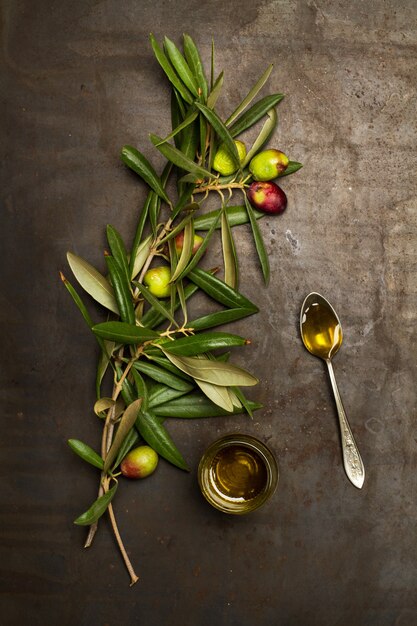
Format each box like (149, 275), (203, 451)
(198, 434), (278, 514)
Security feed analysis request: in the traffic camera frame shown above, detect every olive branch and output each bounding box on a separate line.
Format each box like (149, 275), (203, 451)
(62, 34), (302, 586)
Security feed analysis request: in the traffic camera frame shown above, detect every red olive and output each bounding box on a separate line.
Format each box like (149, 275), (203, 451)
(247, 181), (287, 214)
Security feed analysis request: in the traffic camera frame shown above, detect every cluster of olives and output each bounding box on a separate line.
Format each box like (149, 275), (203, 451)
(213, 141), (289, 215)
(143, 143), (289, 302)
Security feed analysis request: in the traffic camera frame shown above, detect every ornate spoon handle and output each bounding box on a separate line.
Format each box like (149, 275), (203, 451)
(326, 360), (365, 489)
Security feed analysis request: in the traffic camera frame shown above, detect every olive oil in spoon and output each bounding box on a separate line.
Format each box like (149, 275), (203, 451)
(300, 293), (365, 489)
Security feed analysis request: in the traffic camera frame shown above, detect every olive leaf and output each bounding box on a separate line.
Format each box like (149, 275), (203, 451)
(103, 399), (143, 473)
(171, 89), (184, 148)
(157, 208), (198, 247)
(168, 236), (187, 327)
(106, 225), (130, 286)
(226, 64), (274, 126)
(163, 331), (248, 356)
(149, 162), (173, 237)
(67, 252), (119, 314)
(177, 118), (200, 196)
(133, 282), (178, 328)
(172, 86), (187, 119)
(148, 384), (191, 409)
(132, 360), (193, 391)
(164, 36), (199, 97)
(131, 234), (152, 280)
(195, 378), (234, 412)
(172, 208), (221, 281)
(228, 388), (243, 409)
(195, 103), (240, 172)
(221, 208), (239, 289)
(118, 371), (136, 406)
(74, 484), (118, 526)
(129, 193), (152, 276)
(150, 134), (212, 180)
(60, 273), (94, 329)
(207, 71), (224, 108)
(160, 349), (258, 387)
(153, 392), (262, 418)
(231, 386), (254, 417)
(183, 33), (208, 100)
(242, 107), (277, 167)
(131, 369), (149, 411)
(189, 307), (258, 331)
(92, 321), (159, 344)
(155, 109), (199, 146)
(96, 340), (116, 399)
(170, 218), (194, 282)
(121, 145), (171, 205)
(135, 409), (189, 470)
(171, 185), (196, 220)
(93, 397), (115, 417)
(105, 256), (135, 325)
(244, 193), (270, 285)
(150, 34), (193, 105)
(194, 204), (264, 230)
(111, 428), (140, 472)
(93, 396), (125, 421)
(229, 93), (284, 138)
(199, 115), (208, 169)
(278, 160), (303, 177)
(68, 439), (104, 470)
(188, 267), (258, 311)
(140, 281), (200, 329)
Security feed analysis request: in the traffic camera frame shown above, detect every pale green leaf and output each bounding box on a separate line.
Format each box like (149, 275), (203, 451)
(103, 399), (143, 473)
(170, 218), (194, 282)
(195, 379), (234, 411)
(131, 234), (153, 280)
(160, 349), (258, 387)
(242, 107), (277, 167)
(67, 252), (118, 314)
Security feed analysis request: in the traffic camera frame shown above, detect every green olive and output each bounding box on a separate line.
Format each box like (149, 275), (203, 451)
(143, 266), (171, 298)
(213, 140), (246, 176)
(249, 149), (289, 181)
(121, 446), (159, 479)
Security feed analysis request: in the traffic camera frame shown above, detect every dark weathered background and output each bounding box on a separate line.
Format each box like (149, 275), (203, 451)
(1, 1), (416, 624)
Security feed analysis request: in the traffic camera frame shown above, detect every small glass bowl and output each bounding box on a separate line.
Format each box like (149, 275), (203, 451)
(198, 434), (279, 515)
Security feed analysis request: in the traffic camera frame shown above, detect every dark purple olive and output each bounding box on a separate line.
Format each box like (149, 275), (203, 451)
(247, 181), (287, 214)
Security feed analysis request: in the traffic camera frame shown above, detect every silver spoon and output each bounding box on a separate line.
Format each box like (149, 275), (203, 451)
(300, 292), (365, 489)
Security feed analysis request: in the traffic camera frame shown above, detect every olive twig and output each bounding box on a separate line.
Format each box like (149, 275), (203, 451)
(107, 502), (139, 586)
(193, 182), (246, 195)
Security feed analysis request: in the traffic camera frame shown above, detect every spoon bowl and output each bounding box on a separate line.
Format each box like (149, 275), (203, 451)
(300, 292), (365, 489)
(300, 292), (343, 359)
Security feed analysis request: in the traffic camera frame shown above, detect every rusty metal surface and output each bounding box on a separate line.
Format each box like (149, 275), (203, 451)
(1, 1), (416, 624)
